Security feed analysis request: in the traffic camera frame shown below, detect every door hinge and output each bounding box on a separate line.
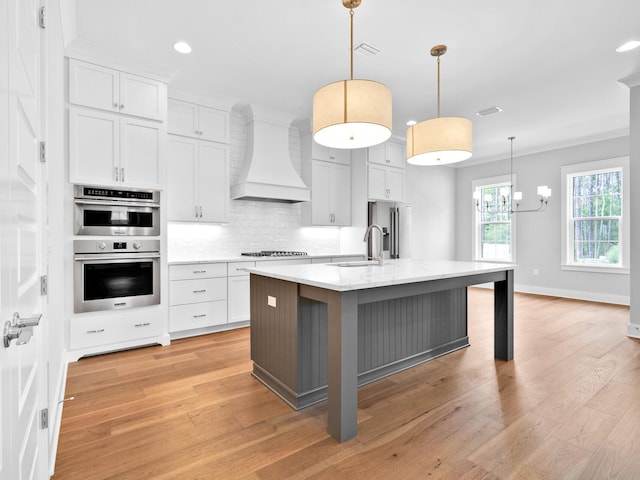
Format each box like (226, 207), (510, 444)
(39, 141), (46, 163)
(39, 6), (46, 29)
(40, 275), (48, 296)
(40, 408), (48, 429)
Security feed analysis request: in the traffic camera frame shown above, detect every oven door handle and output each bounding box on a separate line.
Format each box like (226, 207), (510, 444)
(74, 199), (160, 209)
(74, 252), (161, 261)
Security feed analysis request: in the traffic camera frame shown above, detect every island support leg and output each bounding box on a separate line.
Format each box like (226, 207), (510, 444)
(494, 269), (514, 360)
(327, 290), (358, 442)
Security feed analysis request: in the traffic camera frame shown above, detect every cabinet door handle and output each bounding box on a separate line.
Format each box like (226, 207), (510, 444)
(193, 314), (207, 318)
(114, 167), (119, 182)
(193, 270), (207, 274)
(121, 167), (125, 183)
(87, 329), (105, 334)
(113, 102), (119, 109)
(120, 104), (125, 109)
(199, 206), (203, 218)
(134, 322), (151, 327)
(195, 206), (199, 218)
(193, 289), (207, 294)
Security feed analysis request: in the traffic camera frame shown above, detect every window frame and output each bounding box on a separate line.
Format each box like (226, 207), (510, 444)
(561, 156), (629, 274)
(472, 174), (516, 263)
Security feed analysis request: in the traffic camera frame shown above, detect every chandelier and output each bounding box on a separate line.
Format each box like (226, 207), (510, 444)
(474, 137), (551, 213)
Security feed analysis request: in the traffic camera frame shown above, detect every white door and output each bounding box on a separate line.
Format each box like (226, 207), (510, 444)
(1, 0), (47, 478)
(167, 135), (198, 221)
(330, 163), (351, 226)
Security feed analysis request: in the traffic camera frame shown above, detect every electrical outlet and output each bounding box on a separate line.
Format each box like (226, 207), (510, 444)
(533, 268), (539, 276)
(267, 295), (276, 308)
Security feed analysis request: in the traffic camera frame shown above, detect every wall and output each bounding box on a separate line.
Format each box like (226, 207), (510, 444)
(621, 73), (640, 336)
(168, 110), (342, 260)
(455, 136), (630, 304)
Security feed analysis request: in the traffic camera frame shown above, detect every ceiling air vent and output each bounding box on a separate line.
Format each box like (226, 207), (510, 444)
(354, 41), (380, 57)
(476, 106), (503, 117)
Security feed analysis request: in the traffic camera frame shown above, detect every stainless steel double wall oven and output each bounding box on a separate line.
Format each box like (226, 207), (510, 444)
(73, 185), (161, 313)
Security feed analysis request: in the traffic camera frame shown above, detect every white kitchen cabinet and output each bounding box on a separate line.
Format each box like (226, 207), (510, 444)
(168, 98), (230, 143)
(368, 164), (404, 202)
(69, 107), (163, 188)
(227, 261), (253, 324)
(68, 58), (167, 121)
(309, 160), (351, 226)
(368, 140), (405, 169)
(69, 312), (163, 351)
(167, 135), (229, 223)
(310, 140), (350, 165)
(169, 263), (228, 334)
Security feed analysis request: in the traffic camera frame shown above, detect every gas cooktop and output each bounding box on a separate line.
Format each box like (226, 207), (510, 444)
(241, 250), (308, 257)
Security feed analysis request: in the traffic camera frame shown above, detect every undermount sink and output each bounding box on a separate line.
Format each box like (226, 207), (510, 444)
(332, 261), (383, 267)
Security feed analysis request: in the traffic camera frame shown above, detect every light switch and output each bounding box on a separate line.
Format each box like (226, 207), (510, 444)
(267, 295), (277, 308)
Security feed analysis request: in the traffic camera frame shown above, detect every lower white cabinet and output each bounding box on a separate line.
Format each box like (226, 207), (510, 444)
(227, 261), (253, 324)
(169, 263), (227, 334)
(69, 311), (163, 351)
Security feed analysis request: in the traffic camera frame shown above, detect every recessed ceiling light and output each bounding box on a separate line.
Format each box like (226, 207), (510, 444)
(173, 42), (192, 54)
(475, 106), (503, 117)
(616, 40), (640, 53)
(406, 120), (417, 126)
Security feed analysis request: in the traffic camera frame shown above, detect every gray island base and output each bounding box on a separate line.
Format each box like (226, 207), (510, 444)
(247, 259), (514, 443)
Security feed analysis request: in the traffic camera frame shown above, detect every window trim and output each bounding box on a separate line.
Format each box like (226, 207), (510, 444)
(472, 174), (516, 263)
(560, 156), (629, 274)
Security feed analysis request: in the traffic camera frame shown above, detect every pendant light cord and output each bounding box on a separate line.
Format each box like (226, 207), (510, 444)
(349, 8), (354, 80)
(436, 54), (441, 118)
(509, 136), (515, 195)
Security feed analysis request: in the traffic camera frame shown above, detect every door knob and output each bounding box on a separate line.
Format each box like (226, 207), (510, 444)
(3, 321), (33, 348)
(13, 312), (42, 328)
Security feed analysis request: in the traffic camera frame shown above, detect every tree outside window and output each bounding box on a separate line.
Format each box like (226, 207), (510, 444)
(473, 178), (514, 262)
(561, 157), (629, 273)
(570, 169), (622, 265)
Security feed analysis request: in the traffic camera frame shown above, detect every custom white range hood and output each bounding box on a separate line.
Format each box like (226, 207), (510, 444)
(231, 104), (310, 203)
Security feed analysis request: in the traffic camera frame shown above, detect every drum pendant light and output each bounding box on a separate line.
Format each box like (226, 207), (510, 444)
(406, 45), (472, 165)
(312, 0), (392, 150)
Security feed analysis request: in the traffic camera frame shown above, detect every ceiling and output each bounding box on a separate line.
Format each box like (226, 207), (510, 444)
(69, 0), (640, 164)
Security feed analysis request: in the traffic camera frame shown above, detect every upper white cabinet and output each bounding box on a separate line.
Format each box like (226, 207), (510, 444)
(168, 98), (230, 143)
(301, 133), (352, 226)
(368, 164), (404, 202)
(167, 135), (229, 223)
(367, 140), (405, 202)
(68, 58), (167, 121)
(310, 160), (351, 226)
(368, 141), (405, 168)
(310, 141), (351, 165)
(69, 107), (163, 188)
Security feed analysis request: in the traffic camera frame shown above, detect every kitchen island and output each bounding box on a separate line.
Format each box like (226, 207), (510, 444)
(247, 259), (515, 443)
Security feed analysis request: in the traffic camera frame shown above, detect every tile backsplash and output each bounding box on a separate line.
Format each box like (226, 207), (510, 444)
(167, 110), (341, 260)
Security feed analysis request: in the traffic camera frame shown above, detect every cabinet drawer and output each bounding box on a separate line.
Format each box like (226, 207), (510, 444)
(169, 301), (227, 332)
(170, 262), (227, 280)
(170, 277), (226, 305)
(69, 315), (162, 350)
(227, 261), (254, 277)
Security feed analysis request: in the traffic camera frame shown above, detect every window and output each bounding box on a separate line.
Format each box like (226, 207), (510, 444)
(561, 157), (629, 273)
(473, 175), (514, 262)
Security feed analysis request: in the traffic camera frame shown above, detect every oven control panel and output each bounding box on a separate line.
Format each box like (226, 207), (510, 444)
(74, 239), (160, 254)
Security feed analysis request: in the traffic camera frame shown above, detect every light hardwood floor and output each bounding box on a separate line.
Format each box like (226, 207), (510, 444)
(53, 289), (640, 479)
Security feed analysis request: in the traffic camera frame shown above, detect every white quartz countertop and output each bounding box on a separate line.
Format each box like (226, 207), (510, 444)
(246, 259), (516, 291)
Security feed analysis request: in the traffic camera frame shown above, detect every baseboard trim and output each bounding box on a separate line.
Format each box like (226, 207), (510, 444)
(49, 356), (69, 477)
(472, 283), (630, 306)
(627, 323), (640, 339)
